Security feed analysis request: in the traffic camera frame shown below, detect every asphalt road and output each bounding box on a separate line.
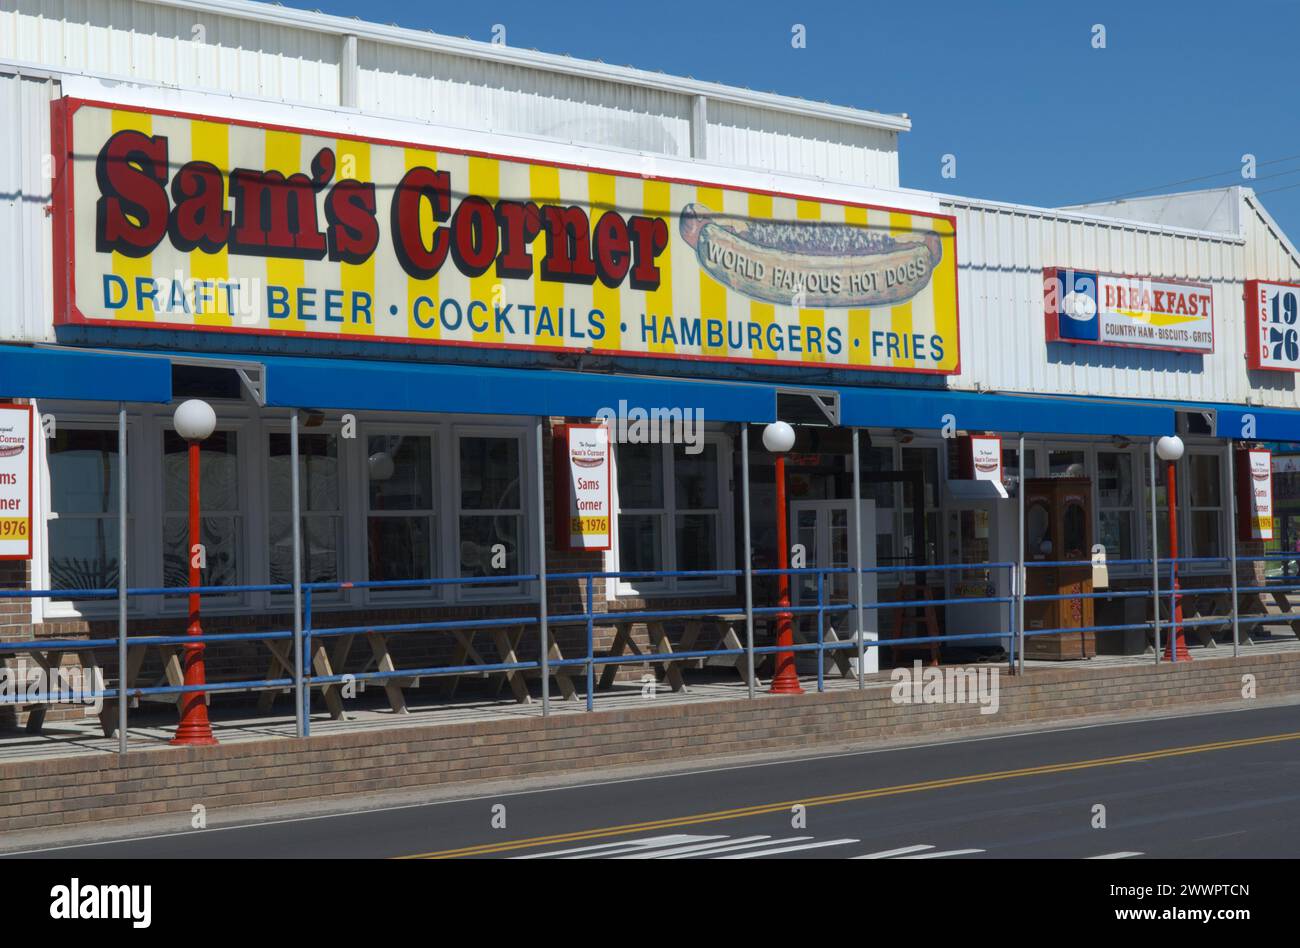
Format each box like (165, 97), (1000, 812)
(8, 703), (1300, 859)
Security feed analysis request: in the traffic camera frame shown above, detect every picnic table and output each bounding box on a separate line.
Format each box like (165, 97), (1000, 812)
(598, 612), (759, 692)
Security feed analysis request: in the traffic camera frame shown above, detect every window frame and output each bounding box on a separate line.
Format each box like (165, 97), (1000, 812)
(359, 425), (443, 605)
(453, 423), (531, 602)
(263, 421), (349, 604)
(608, 432), (735, 598)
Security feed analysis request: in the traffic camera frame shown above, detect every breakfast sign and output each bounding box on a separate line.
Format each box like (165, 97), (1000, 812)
(1044, 267), (1215, 354)
(0, 405), (33, 561)
(51, 98), (960, 374)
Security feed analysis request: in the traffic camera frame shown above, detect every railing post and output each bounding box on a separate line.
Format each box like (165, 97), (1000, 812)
(1168, 558), (1177, 664)
(117, 404), (129, 755)
(741, 424), (756, 699)
(1151, 438), (1162, 665)
(816, 570), (825, 694)
(851, 427), (865, 690)
(290, 409), (305, 738)
(585, 574), (595, 712)
(302, 586), (313, 738)
(1227, 444), (1240, 658)
(535, 418), (550, 716)
(1007, 563), (1016, 676)
(1016, 435), (1026, 676)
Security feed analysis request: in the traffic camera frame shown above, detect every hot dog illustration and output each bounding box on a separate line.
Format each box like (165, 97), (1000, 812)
(679, 203), (942, 309)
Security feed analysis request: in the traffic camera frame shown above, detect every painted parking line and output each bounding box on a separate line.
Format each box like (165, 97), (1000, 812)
(404, 730), (1300, 859)
(898, 848), (986, 859)
(1087, 851), (1145, 859)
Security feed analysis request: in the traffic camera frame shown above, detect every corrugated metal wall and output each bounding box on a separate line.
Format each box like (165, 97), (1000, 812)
(2, 0), (900, 185)
(0, 70), (56, 344)
(708, 101), (899, 189)
(1, 0), (341, 105)
(356, 44), (693, 157)
(943, 194), (1300, 408)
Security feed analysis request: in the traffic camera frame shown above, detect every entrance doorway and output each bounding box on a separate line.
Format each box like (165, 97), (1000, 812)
(788, 499), (878, 675)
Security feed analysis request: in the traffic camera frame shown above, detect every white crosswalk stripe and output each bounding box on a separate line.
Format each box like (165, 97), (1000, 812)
(614, 836), (780, 859)
(516, 833), (990, 859)
(713, 838), (860, 859)
(852, 844), (936, 859)
(1087, 851), (1144, 859)
(511, 834), (721, 859)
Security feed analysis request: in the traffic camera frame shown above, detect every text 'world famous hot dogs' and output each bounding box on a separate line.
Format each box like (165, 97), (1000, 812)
(679, 203), (943, 309)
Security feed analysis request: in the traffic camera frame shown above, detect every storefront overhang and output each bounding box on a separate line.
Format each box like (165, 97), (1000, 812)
(0, 344), (173, 403)
(836, 387), (1177, 437)
(171, 352), (778, 423)
(1213, 405), (1300, 442)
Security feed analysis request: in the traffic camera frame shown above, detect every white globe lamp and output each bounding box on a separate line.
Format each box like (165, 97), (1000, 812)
(762, 421), (796, 454)
(173, 399), (217, 443)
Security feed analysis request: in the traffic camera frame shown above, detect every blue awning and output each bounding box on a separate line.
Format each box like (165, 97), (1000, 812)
(1214, 405), (1300, 442)
(837, 387), (1176, 437)
(0, 344), (173, 403)
(197, 352), (777, 423)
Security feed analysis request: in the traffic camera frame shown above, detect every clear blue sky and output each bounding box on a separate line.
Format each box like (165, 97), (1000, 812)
(288, 0), (1300, 240)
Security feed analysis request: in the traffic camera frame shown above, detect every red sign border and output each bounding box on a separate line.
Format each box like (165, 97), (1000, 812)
(51, 96), (962, 378)
(1244, 279), (1300, 372)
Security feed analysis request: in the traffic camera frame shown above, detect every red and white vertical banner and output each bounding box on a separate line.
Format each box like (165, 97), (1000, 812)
(554, 424), (612, 551)
(1236, 447), (1274, 541)
(0, 405), (34, 560)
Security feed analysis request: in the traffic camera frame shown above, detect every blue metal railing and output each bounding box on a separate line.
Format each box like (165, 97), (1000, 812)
(1, 552), (1295, 744)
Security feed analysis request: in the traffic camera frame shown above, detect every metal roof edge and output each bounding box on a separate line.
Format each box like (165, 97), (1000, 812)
(128, 0), (910, 133)
(932, 191), (1246, 243)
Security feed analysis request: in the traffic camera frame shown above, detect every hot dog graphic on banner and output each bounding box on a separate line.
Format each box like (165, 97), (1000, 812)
(52, 98), (960, 375)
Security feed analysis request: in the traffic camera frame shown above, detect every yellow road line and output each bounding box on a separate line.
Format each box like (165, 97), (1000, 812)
(401, 730), (1300, 859)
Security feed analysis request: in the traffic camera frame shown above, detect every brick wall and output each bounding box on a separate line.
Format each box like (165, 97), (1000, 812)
(2, 650), (1295, 833)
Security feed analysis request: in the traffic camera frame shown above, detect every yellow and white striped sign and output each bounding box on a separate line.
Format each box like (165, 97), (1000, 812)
(59, 100), (960, 375)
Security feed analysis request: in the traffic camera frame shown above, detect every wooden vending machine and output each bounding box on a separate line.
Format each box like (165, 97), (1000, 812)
(1023, 477), (1095, 660)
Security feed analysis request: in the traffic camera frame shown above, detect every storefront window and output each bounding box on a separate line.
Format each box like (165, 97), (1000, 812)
(859, 446), (898, 569)
(458, 435), (522, 581)
(268, 432), (341, 585)
(1188, 452), (1223, 559)
(1097, 451), (1135, 560)
(163, 429), (241, 590)
(367, 434), (436, 585)
(1144, 457), (1170, 562)
(47, 429), (122, 591)
(1048, 449), (1086, 478)
(674, 443), (719, 573)
(616, 438), (727, 591)
(901, 446), (940, 564)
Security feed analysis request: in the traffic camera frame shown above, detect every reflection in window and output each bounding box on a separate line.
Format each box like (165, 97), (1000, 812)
(268, 432), (341, 585)
(366, 434), (436, 584)
(163, 429), (241, 589)
(48, 429), (121, 590)
(458, 436), (522, 580)
(616, 440), (725, 590)
(1097, 452), (1135, 560)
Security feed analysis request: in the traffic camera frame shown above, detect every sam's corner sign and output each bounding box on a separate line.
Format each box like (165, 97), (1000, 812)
(0, 404), (33, 561)
(1043, 267), (1214, 354)
(553, 424), (611, 552)
(51, 97), (960, 375)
